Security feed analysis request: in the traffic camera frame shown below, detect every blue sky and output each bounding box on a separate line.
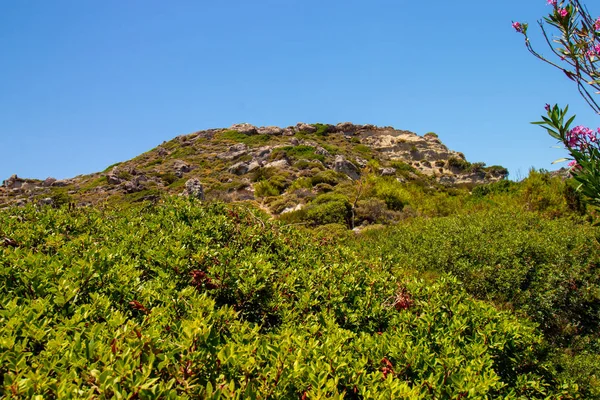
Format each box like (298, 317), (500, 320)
(1, 0), (599, 180)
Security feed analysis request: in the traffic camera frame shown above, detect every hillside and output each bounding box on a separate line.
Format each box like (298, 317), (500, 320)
(0, 123), (508, 218)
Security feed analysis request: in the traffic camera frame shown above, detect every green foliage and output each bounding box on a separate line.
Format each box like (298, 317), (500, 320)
(472, 179), (516, 197)
(390, 160), (416, 173)
(354, 144), (372, 155)
(305, 193), (352, 226)
(217, 130), (271, 146)
(254, 180), (280, 197)
(447, 156), (472, 171)
(311, 170), (342, 186)
(312, 123), (331, 136)
(354, 209), (600, 396)
(273, 145), (325, 162)
(159, 172), (179, 185)
(0, 198), (588, 398)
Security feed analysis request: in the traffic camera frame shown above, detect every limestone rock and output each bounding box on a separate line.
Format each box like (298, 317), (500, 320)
(333, 155), (360, 180)
(229, 123), (257, 135)
(172, 160), (191, 178)
(257, 126), (283, 135)
(264, 159), (290, 169)
(315, 146), (330, 157)
(295, 123), (317, 134)
(229, 162), (250, 175)
(181, 178), (204, 200)
(3, 175), (24, 189)
(247, 160), (262, 172)
(379, 167), (396, 176)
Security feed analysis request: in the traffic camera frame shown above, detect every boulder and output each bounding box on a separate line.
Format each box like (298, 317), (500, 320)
(379, 167), (396, 176)
(229, 123), (257, 135)
(281, 203), (304, 214)
(315, 146), (330, 157)
(257, 126), (283, 135)
(228, 162), (250, 175)
(42, 177), (57, 187)
(333, 155), (360, 180)
(295, 123), (317, 134)
(172, 160), (191, 178)
(181, 178), (204, 200)
(247, 160), (262, 172)
(264, 159), (290, 169)
(217, 143), (249, 160)
(156, 146), (169, 157)
(3, 175), (24, 189)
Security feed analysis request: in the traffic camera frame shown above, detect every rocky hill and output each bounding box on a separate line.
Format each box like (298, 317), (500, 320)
(0, 122), (507, 221)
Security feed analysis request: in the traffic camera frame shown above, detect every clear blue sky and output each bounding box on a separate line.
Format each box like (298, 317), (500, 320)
(1, 0), (598, 180)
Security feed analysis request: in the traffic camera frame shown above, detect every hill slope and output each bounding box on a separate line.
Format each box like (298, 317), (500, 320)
(0, 123), (507, 214)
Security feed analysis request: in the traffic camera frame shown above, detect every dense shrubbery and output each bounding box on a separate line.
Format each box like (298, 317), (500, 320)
(0, 198), (586, 398)
(354, 209), (600, 396)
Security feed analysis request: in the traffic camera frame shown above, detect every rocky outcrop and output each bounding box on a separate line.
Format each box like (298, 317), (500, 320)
(229, 162), (250, 175)
(181, 178), (204, 200)
(172, 160), (191, 178)
(3, 175), (24, 189)
(229, 123), (257, 135)
(333, 155), (360, 180)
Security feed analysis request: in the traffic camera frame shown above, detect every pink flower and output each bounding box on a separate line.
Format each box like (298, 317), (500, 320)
(546, 0), (557, 5)
(595, 17), (600, 31)
(512, 21), (523, 32)
(558, 8), (568, 17)
(568, 160), (580, 170)
(545, 103), (551, 111)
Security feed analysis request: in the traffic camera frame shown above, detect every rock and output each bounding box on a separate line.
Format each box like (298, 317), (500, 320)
(379, 167), (396, 176)
(333, 155), (360, 180)
(107, 174), (121, 185)
(290, 138), (300, 146)
(282, 127), (295, 136)
(295, 123), (317, 134)
(51, 180), (70, 187)
(42, 177), (57, 187)
(336, 122), (361, 133)
(3, 175), (24, 189)
(156, 146), (169, 157)
(40, 197), (54, 206)
(247, 160), (262, 172)
(229, 123), (257, 135)
(315, 146), (330, 157)
(229, 143), (248, 152)
(217, 143), (249, 161)
(355, 158), (368, 168)
(173, 160), (191, 178)
(252, 146), (273, 160)
(281, 203), (304, 214)
(228, 162), (250, 175)
(264, 159), (290, 169)
(257, 126), (283, 135)
(181, 178), (204, 200)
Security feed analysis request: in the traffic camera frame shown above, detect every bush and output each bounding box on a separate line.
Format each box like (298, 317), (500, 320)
(447, 157), (471, 171)
(311, 170), (342, 186)
(254, 181), (280, 197)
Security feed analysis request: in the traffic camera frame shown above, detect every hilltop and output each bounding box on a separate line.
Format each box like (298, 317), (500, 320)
(0, 122), (507, 221)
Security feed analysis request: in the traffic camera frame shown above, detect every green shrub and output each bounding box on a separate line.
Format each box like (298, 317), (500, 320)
(254, 181), (280, 197)
(311, 170), (342, 186)
(0, 199), (586, 398)
(275, 145), (324, 162)
(447, 156), (471, 171)
(217, 130), (271, 146)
